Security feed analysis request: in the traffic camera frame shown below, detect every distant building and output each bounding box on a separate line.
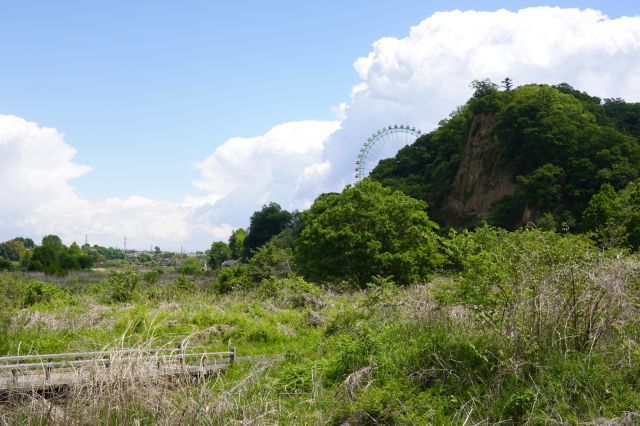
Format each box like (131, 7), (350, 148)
(221, 260), (239, 268)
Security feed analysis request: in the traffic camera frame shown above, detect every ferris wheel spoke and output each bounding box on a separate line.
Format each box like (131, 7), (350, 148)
(354, 125), (422, 180)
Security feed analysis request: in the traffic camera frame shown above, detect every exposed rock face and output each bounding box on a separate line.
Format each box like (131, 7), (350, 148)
(443, 112), (517, 225)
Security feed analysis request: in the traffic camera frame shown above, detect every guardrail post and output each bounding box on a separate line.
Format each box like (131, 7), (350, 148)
(12, 370), (17, 386)
(45, 358), (52, 380)
(230, 347), (237, 365)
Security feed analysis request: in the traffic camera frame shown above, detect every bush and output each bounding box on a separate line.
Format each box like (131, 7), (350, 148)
(212, 264), (251, 294)
(0, 257), (13, 271)
(441, 225), (639, 352)
(176, 256), (203, 275)
(167, 276), (196, 294)
(142, 270), (160, 285)
(0, 274), (74, 311)
(212, 242), (298, 295)
(105, 269), (141, 303)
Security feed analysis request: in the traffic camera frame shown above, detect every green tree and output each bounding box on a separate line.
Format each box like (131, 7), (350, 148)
(0, 238), (27, 261)
(29, 247), (61, 275)
(469, 78), (502, 113)
(28, 236), (92, 274)
(0, 257), (12, 271)
(501, 77), (513, 91)
(243, 203), (293, 258)
(582, 180), (640, 249)
(516, 163), (565, 211)
(296, 180), (443, 288)
(137, 253), (153, 264)
(228, 228), (246, 259)
(208, 241), (231, 269)
(581, 184), (618, 232)
(42, 235), (64, 252)
(177, 256), (203, 275)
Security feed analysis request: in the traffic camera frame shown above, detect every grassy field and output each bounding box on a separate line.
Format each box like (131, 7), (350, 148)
(2, 230), (640, 424)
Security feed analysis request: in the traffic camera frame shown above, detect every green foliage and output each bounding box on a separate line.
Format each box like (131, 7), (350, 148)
(104, 269), (141, 303)
(212, 242), (298, 295)
(296, 180), (443, 288)
(213, 264), (251, 294)
(85, 244), (125, 262)
(468, 78), (502, 113)
(495, 85), (640, 219)
(488, 195), (524, 229)
(135, 253), (151, 264)
(0, 274), (74, 309)
(516, 163), (565, 210)
(176, 255), (203, 275)
(208, 241), (231, 269)
(370, 83), (640, 231)
(142, 269), (160, 285)
(582, 180), (640, 249)
(582, 183), (619, 232)
(602, 97), (640, 139)
(243, 202), (293, 258)
(21, 281), (73, 308)
(369, 105), (472, 222)
(247, 243), (294, 282)
(0, 237), (31, 261)
(27, 235), (93, 275)
(228, 228), (246, 259)
(0, 257), (13, 271)
(2, 242), (640, 425)
(440, 225), (636, 353)
(167, 276), (196, 294)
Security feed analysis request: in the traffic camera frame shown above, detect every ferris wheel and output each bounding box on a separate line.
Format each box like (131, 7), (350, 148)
(355, 124), (423, 180)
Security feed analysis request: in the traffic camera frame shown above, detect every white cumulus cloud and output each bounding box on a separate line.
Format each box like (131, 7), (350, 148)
(191, 120), (340, 230)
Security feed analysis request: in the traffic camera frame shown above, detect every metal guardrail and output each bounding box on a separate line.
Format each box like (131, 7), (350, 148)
(0, 347), (237, 389)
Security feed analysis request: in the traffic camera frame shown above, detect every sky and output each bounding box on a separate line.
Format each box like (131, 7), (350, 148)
(1, 1), (640, 251)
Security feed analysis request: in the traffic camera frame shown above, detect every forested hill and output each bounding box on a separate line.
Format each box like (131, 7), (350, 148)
(369, 82), (640, 234)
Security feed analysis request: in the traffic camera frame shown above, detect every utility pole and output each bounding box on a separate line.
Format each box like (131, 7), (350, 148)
(84, 234), (88, 245)
(124, 236), (127, 251)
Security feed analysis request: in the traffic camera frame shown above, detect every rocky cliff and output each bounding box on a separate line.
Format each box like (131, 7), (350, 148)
(443, 113), (516, 225)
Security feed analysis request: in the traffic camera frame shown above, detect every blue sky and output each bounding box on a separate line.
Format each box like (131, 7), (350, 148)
(1, 1), (640, 250)
(2, 1), (637, 202)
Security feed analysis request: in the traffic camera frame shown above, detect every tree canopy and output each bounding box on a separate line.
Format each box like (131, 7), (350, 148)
(581, 181), (640, 250)
(243, 203), (293, 258)
(295, 180), (443, 288)
(208, 241), (232, 269)
(28, 235), (93, 276)
(0, 237), (33, 262)
(228, 228), (246, 259)
(370, 83), (640, 231)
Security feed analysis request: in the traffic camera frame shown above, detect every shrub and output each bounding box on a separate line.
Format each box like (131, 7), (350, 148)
(142, 270), (160, 285)
(441, 225), (639, 352)
(211, 242), (298, 295)
(105, 269), (141, 303)
(212, 264), (251, 294)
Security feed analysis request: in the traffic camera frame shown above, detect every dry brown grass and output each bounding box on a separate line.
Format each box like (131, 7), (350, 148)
(0, 344), (280, 426)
